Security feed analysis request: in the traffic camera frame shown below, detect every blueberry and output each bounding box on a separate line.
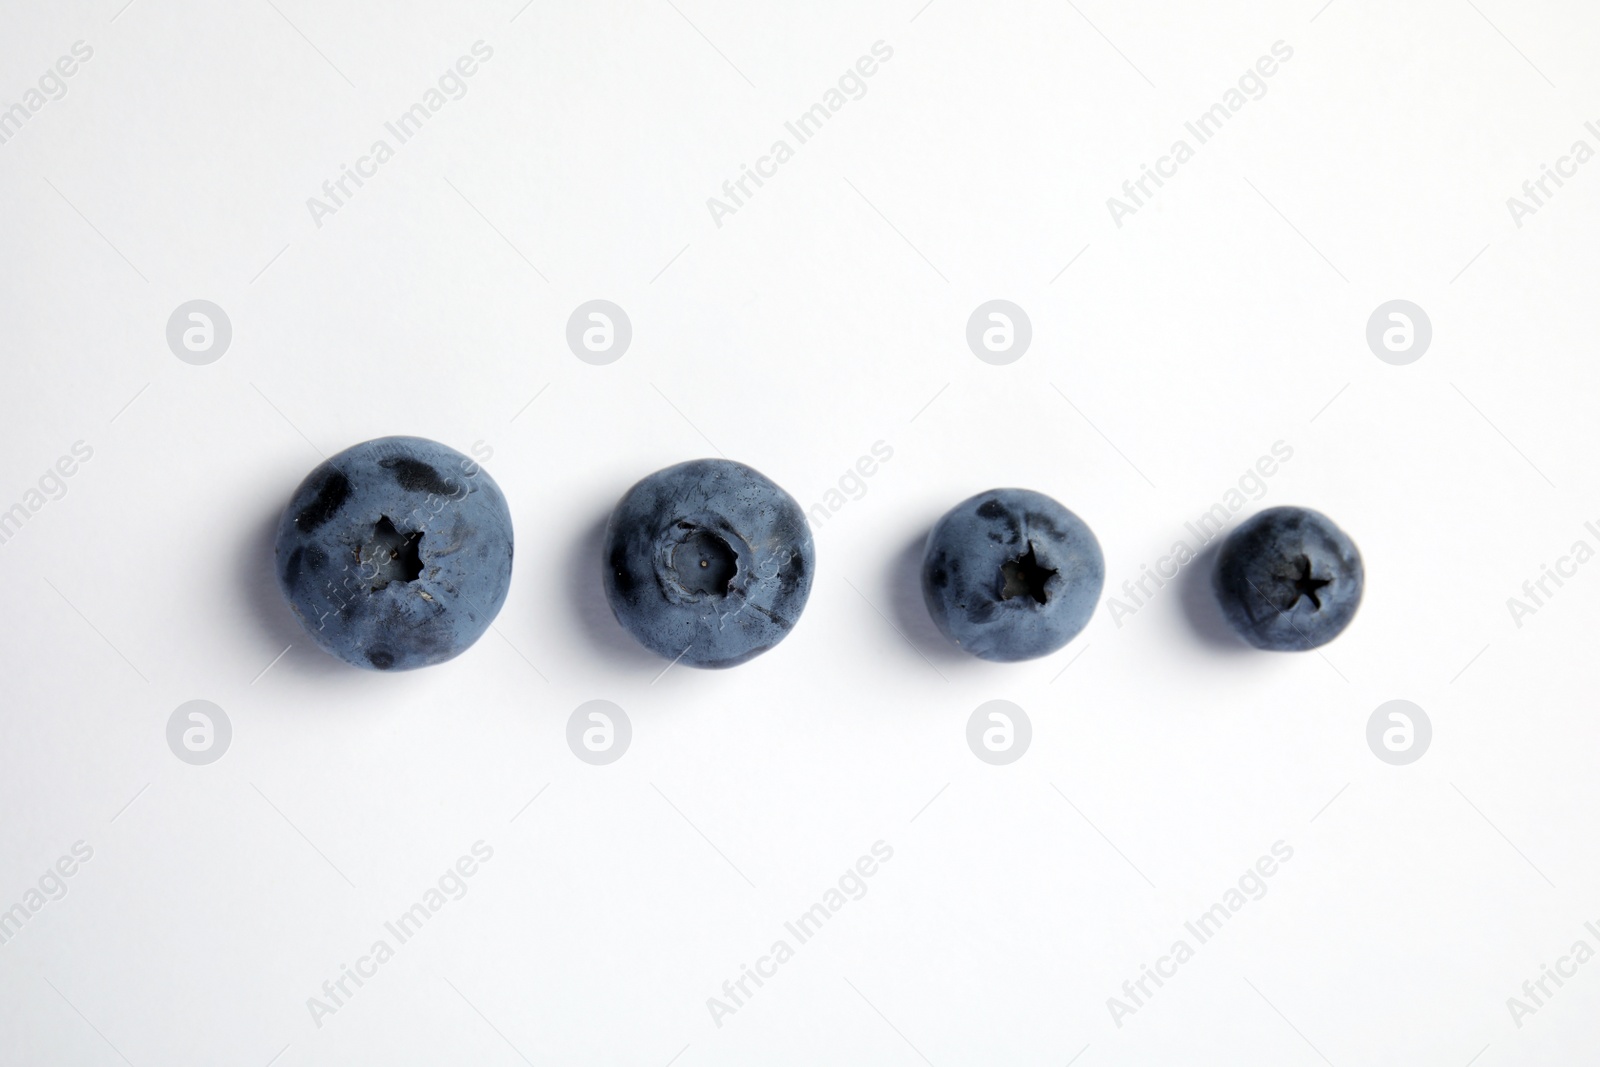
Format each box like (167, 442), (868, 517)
(274, 436), (513, 670)
(602, 458), (814, 668)
(1212, 506), (1362, 651)
(921, 489), (1104, 662)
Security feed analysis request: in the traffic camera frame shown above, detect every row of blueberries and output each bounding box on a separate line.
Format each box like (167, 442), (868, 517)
(274, 437), (1363, 672)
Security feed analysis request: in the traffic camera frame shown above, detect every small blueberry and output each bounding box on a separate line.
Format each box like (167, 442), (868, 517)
(1212, 506), (1362, 651)
(602, 458), (814, 668)
(921, 489), (1104, 662)
(274, 436), (513, 670)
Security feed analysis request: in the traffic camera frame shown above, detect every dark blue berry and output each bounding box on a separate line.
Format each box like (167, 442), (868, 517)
(921, 488), (1103, 662)
(602, 459), (814, 668)
(274, 436), (513, 670)
(1213, 506), (1362, 651)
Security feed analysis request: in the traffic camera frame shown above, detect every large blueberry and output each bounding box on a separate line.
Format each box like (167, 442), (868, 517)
(921, 489), (1104, 662)
(602, 459), (814, 669)
(1212, 506), (1362, 651)
(274, 436), (513, 671)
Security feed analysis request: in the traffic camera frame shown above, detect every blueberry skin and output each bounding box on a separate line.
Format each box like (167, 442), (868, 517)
(921, 489), (1104, 662)
(273, 436), (513, 671)
(1212, 506), (1362, 651)
(602, 459), (814, 669)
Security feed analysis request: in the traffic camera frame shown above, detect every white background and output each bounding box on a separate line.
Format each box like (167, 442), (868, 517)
(2, 0), (1598, 1064)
